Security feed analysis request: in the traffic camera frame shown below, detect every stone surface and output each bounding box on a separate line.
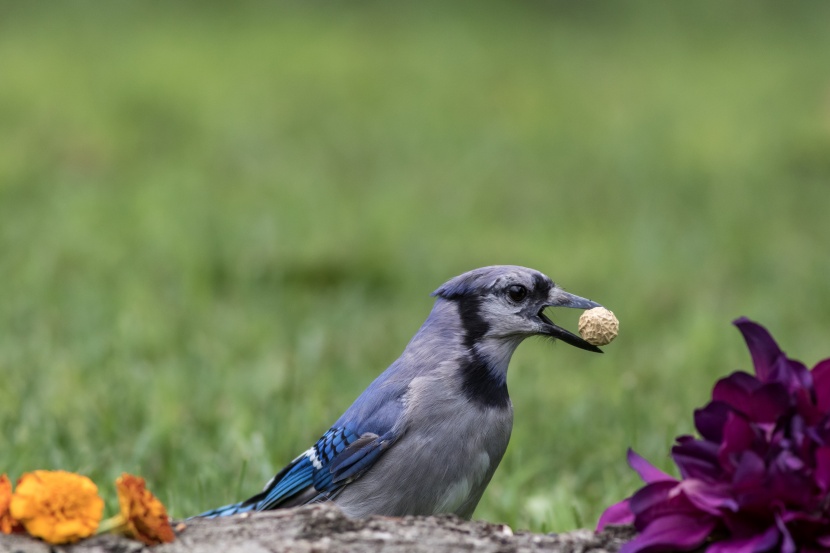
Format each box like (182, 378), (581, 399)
(0, 504), (636, 553)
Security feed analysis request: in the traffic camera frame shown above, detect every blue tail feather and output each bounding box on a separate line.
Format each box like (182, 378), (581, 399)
(194, 425), (390, 518)
(195, 500), (258, 519)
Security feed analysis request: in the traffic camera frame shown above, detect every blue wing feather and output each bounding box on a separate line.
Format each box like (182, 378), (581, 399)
(199, 426), (386, 517)
(198, 372), (408, 518)
(257, 457), (315, 509)
(329, 431), (396, 483)
(258, 427), (363, 508)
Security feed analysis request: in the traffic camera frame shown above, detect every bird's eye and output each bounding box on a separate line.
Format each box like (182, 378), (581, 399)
(506, 284), (528, 302)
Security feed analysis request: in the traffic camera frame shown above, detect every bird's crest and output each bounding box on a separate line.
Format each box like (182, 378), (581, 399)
(432, 265), (546, 300)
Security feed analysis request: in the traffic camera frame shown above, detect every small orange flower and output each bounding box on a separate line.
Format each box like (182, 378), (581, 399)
(110, 473), (175, 545)
(0, 474), (22, 534)
(10, 470), (104, 544)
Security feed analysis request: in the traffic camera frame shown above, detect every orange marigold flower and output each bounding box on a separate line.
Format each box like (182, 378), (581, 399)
(112, 473), (175, 545)
(0, 474), (22, 534)
(10, 470), (104, 544)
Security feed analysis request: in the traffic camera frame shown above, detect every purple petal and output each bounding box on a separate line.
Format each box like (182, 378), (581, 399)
(733, 318), (784, 382)
(794, 388), (822, 426)
(771, 449), (805, 472)
(748, 383), (791, 423)
(732, 450), (765, 487)
(718, 412), (757, 471)
(811, 359), (830, 412)
(597, 498), (634, 531)
(712, 373), (760, 419)
(676, 479), (738, 514)
(774, 514), (796, 553)
(779, 414), (811, 464)
(813, 446), (830, 492)
(713, 372), (761, 403)
(712, 374), (789, 423)
(725, 451), (773, 514)
(629, 481), (681, 520)
(767, 451), (813, 507)
(777, 509), (828, 524)
(732, 318), (783, 382)
(627, 448), (676, 484)
(672, 437), (722, 482)
(720, 510), (774, 539)
(620, 514), (717, 553)
(777, 509), (830, 545)
(695, 401), (731, 442)
(768, 356), (813, 395)
(705, 525), (780, 553)
(807, 415), (830, 447)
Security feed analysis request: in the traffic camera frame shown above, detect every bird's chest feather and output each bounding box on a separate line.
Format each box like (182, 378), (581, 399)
(336, 373), (514, 518)
(400, 375), (514, 509)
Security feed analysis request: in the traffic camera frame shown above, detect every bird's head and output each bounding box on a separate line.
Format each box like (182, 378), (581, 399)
(433, 265), (603, 354)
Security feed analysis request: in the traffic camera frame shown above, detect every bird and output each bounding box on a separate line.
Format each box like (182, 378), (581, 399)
(198, 265), (603, 520)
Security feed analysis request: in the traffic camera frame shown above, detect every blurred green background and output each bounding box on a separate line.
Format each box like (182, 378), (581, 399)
(2, 1), (830, 532)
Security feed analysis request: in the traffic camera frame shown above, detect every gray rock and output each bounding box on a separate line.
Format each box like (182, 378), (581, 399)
(0, 504), (635, 553)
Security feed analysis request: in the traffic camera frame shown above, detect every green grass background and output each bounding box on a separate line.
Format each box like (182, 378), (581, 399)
(2, 1), (830, 532)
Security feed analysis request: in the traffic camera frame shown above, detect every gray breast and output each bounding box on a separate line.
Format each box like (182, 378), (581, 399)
(334, 372), (513, 519)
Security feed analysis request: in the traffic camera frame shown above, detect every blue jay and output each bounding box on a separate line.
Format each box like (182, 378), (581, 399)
(199, 265), (602, 519)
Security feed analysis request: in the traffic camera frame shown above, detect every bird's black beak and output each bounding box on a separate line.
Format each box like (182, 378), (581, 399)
(539, 289), (603, 353)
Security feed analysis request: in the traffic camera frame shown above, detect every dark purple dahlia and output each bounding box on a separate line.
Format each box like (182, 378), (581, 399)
(598, 318), (830, 553)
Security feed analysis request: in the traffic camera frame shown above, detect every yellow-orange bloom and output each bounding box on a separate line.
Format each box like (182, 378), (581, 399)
(10, 470), (104, 544)
(113, 473), (175, 545)
(0, 474), (22, 534)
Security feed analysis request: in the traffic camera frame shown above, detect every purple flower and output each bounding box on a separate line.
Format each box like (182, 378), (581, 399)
(599, 318), (830, 553)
